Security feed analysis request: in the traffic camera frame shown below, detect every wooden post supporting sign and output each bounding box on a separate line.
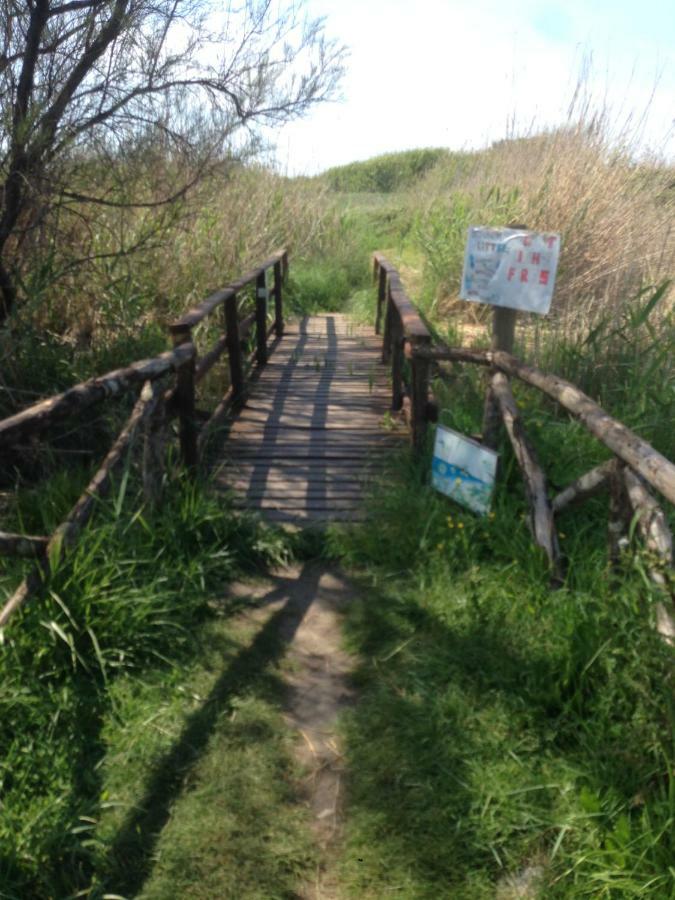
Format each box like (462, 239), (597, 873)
(482, 306), (517, 449)
(481, 222), (526, 449)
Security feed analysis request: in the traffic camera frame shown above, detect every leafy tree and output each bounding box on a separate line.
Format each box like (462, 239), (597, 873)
(0, 0), (345, 322)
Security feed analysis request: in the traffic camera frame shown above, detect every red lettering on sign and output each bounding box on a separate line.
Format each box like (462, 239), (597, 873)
(516, 250), (524, 263)
(520, 268), (529, 282)
(530, 252), (541, 265)
(545, 236), (557, 248)
(507, 267), (516, 281)
(539, 270), (550, 285)
(522, 236), (532, 246)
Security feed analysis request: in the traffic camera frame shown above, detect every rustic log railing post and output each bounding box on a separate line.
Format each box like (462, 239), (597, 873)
(623, 467), (675, 643)
(413, 344), (675, 506)
(225, 293), (244, 400)
(482, 306), (517, 449)
(375, 262), (387, 334)
(142, 381), (166, 507)
(382, 281), (393, 364)
(273, 260), (284, 337)
(411, 335), (432, 454)
(391, 314), (404, 411)
(608, 460), (631, 569)
(171, 326), (198, 468)
(256, 270), (268, 366)
(0, 383), (164, 627)
(491, 370), (562, 579)
(482, 222), (526, 450)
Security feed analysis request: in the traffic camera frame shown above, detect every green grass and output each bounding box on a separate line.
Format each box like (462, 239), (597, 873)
(321, 148), (468, 193)
(326, 441), (674, 898)
(319, 263), (674, 897)
(94, 599), (315, 900)
(286, 256), (370, 316)
(0, 468), (318, 898)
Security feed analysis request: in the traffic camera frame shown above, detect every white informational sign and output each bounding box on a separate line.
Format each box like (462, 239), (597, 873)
(460, 226), (560, 315)
(431, 425), (498, 516)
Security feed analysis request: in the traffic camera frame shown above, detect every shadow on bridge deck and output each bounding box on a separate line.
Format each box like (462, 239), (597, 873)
(214, 314), (405, 525)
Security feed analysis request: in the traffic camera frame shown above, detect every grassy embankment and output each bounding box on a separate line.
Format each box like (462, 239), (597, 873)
(323, 141), (675, 898)
(1, 133), (674, 897)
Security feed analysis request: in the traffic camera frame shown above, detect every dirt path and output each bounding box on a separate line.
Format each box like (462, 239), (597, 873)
(226, 563), (356, 899)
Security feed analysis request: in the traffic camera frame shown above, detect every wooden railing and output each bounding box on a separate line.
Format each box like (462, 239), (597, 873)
(373, 252), (437, 451)
(168, 248), (288, 464)
(0, 249), (289, 627)
(373, 253), (674, 635)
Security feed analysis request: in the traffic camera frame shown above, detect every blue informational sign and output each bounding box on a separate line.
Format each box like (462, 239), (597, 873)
(431, 425), (498, 515)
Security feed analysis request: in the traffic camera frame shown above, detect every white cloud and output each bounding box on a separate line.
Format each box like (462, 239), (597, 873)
(271, 0), (675, 173)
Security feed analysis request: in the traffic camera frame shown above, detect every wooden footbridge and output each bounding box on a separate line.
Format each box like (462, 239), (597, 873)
(1, 248), (674, 633)
(215, 313), (401, 523)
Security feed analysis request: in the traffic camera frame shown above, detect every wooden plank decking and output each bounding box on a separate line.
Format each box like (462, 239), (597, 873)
(214, 314), (404, 524)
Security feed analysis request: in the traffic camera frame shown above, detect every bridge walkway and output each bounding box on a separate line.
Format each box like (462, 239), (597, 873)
(214, 314), (404, 524)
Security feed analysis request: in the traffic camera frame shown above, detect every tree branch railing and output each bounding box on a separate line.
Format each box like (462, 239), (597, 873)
(0, 249), (289, 627)
(372, 253), (674, 633)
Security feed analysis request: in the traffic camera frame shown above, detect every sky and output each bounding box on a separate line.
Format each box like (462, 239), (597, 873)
(272, 0), (675, 174)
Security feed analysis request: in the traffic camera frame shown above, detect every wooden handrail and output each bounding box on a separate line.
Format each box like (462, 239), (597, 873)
(413, 345), (675, 507)
(0, 380), (164, 628)
(169, 286), (236, 334)
(0, 344), (195, 448)
(166, 248), (289, 463)
(373, 253), (433, 451)
(170, 249), (287, 333)
(373, 254), (431, 340)
(0, 249), (290, 596)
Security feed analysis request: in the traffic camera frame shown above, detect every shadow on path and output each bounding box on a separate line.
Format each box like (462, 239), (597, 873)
(102, 562), (322, 897)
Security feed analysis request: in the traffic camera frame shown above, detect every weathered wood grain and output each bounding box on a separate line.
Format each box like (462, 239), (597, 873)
(552, 460), (615, 513)
(215, 314), (397, 524)
(623, 467), (674, 643)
